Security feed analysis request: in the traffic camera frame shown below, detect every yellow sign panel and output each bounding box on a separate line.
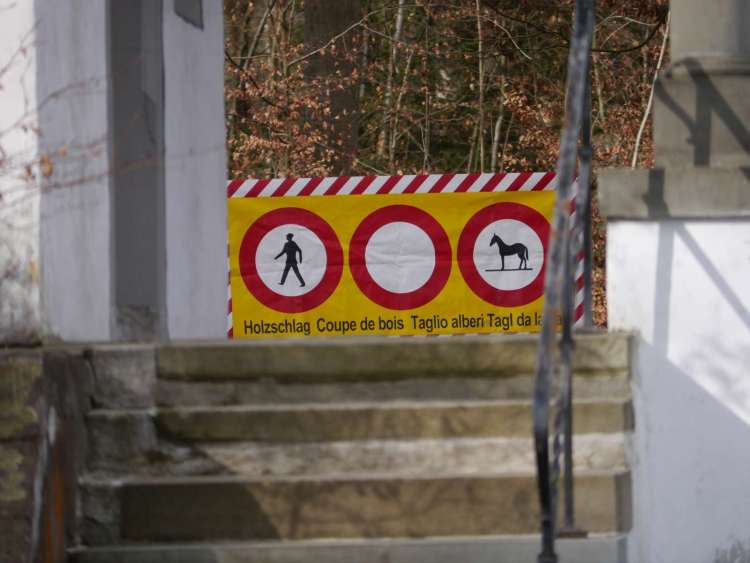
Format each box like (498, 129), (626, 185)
(228, 177), (555, 339)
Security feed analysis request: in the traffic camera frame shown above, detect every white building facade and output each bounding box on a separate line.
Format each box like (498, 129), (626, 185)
(602, 1), (750, 561)
(0, 0), (227, 343)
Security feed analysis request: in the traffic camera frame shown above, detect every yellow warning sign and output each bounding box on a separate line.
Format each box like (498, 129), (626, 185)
(228, 174), (555, 339)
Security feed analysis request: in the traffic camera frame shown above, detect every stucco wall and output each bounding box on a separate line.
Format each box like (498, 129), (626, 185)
(36, 0), (113, 341)
(0, 2), (41, 343)
(608, 220), (750, 563)
(0, 350), (92, 563)
(3, 0), (228, 343)
(163, 0), (228, 339)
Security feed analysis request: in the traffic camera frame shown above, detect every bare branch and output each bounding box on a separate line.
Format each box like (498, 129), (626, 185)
(631, 10), (670, 168)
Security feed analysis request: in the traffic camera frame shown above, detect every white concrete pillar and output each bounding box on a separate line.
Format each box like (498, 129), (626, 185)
(670, 0), (750, 60)
(0, 0), (227, 343)
(37, 0), (113, 342)
(655, 0), (750, 168)
(601, 1), (750, 561)
(1, 0), (113, 343)
(0, 2), (41, 343)
(163, 0), (228, 339)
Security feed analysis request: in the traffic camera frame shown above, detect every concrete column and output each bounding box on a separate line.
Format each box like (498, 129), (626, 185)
(600, 1), (750, 562)
(654, 0), (750, 168)
(670, 0), (750, 60)
(0, 2), (41, 343)
(1, 0), (114, 344)
(1, 0), (227, 343)
(162, 0), (227, 339)
(109, 0), (227, 341)
(38, 0), (113, 342)
(109, 0), (167, 341)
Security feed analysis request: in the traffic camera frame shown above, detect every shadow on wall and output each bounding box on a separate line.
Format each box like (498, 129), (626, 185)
(648, 171), (750, 336)
(628, 166), (750, 562)
(655, 57), (750, 167)
(715, 540), (750, 563)
(633, 338), (750, 563)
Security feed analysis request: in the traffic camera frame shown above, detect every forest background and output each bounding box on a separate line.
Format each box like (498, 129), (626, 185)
(224, 0), (670, 326)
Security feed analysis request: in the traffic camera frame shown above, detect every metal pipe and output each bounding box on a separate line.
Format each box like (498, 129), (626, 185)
(561, 65), (594, 536)
(580, 80), (594, 329)
(533, 1), (595, 561)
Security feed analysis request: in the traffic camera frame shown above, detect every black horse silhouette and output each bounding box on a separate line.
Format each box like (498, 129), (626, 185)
(489, 233), (529, 271)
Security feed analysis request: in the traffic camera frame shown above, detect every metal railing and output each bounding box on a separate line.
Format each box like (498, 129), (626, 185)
(532, 1), (595, 562)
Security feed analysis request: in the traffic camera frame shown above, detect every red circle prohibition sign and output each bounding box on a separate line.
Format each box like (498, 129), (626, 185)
(457, 202), (550, 307)
(349, 205), (452, 310)
(239, 207), (343, 313)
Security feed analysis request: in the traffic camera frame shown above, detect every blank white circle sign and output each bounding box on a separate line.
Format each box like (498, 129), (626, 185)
(364, 221), (436, 294)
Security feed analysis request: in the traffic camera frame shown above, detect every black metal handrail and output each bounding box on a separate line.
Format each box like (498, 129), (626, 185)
(532, 1), (595, 562)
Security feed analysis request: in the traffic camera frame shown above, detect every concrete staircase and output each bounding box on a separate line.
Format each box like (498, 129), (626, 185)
(69, 333), (632, 563)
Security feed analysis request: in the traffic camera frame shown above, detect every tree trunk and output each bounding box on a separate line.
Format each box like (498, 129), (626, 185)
(377, 0), (406, 160)
(305, 0), (361, 174)
(475, 0), (485, 171)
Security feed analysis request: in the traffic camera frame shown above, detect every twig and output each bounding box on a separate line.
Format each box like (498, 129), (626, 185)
(500, 111), (514, 169)
(490, 59), (506, 172)
(378, 0), (407, 159)
(289, 17), (364, 66)
(476, 0), (485, 171)
(246, 0), (277, 68)
(484, 17), (533, 60)
(389, 47), (415, 167)
(631, 11), (670, 168)
(224, 49), (283, 109)
(594, 11), (667, 54)
(353, 156), (387, 176)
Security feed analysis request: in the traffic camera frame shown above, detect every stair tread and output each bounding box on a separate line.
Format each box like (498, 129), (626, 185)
(86, 399), (632, 448)
(79, 471), (630, 544)
(76, 335), (634, 557)
(84, 434), (628, 480)
(89, 397), (631, 415)
(83, 467), (629, 486)
(69, 534), (628, 563)
(157, 333), (629, 383)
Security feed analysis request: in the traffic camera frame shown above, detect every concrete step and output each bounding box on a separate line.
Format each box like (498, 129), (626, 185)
(80, 471), (631, 545)
(154, 399), (632, 442)
(69, 534), (628, 563)
(78, 334), (630, 409)
(84, 432), (627, 479)
(84, 400), (631, 475)
(86, 398), (631, 447)
(197, 434), (627, 478)
(156, 372), (631, 406)
(157, 333), (629, 383)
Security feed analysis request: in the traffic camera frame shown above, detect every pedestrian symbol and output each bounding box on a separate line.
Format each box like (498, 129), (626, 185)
(275, 233), (305, 287)
(238, 207), (343, 313)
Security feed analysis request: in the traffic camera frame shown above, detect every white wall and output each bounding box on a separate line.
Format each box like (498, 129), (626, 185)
(1, 0), (228, 343)
(0, 1), (40, 343)
(608, 220), (750, 563)
(163, 0), (227, 339)
(1, 0), (113, 344)
(36, 0), (113, 341)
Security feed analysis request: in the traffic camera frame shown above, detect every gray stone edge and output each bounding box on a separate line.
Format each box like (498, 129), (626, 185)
(155, 332), (632, 382)
(662, 56), (750, 78)
(68, 534), (628, 563)
(82, 468), (630, 486)
(598, 168), (750, 219)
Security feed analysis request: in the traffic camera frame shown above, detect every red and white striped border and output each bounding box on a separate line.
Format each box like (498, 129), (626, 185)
(227, 172), (583, 337)
(227, 171), (558, 199)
